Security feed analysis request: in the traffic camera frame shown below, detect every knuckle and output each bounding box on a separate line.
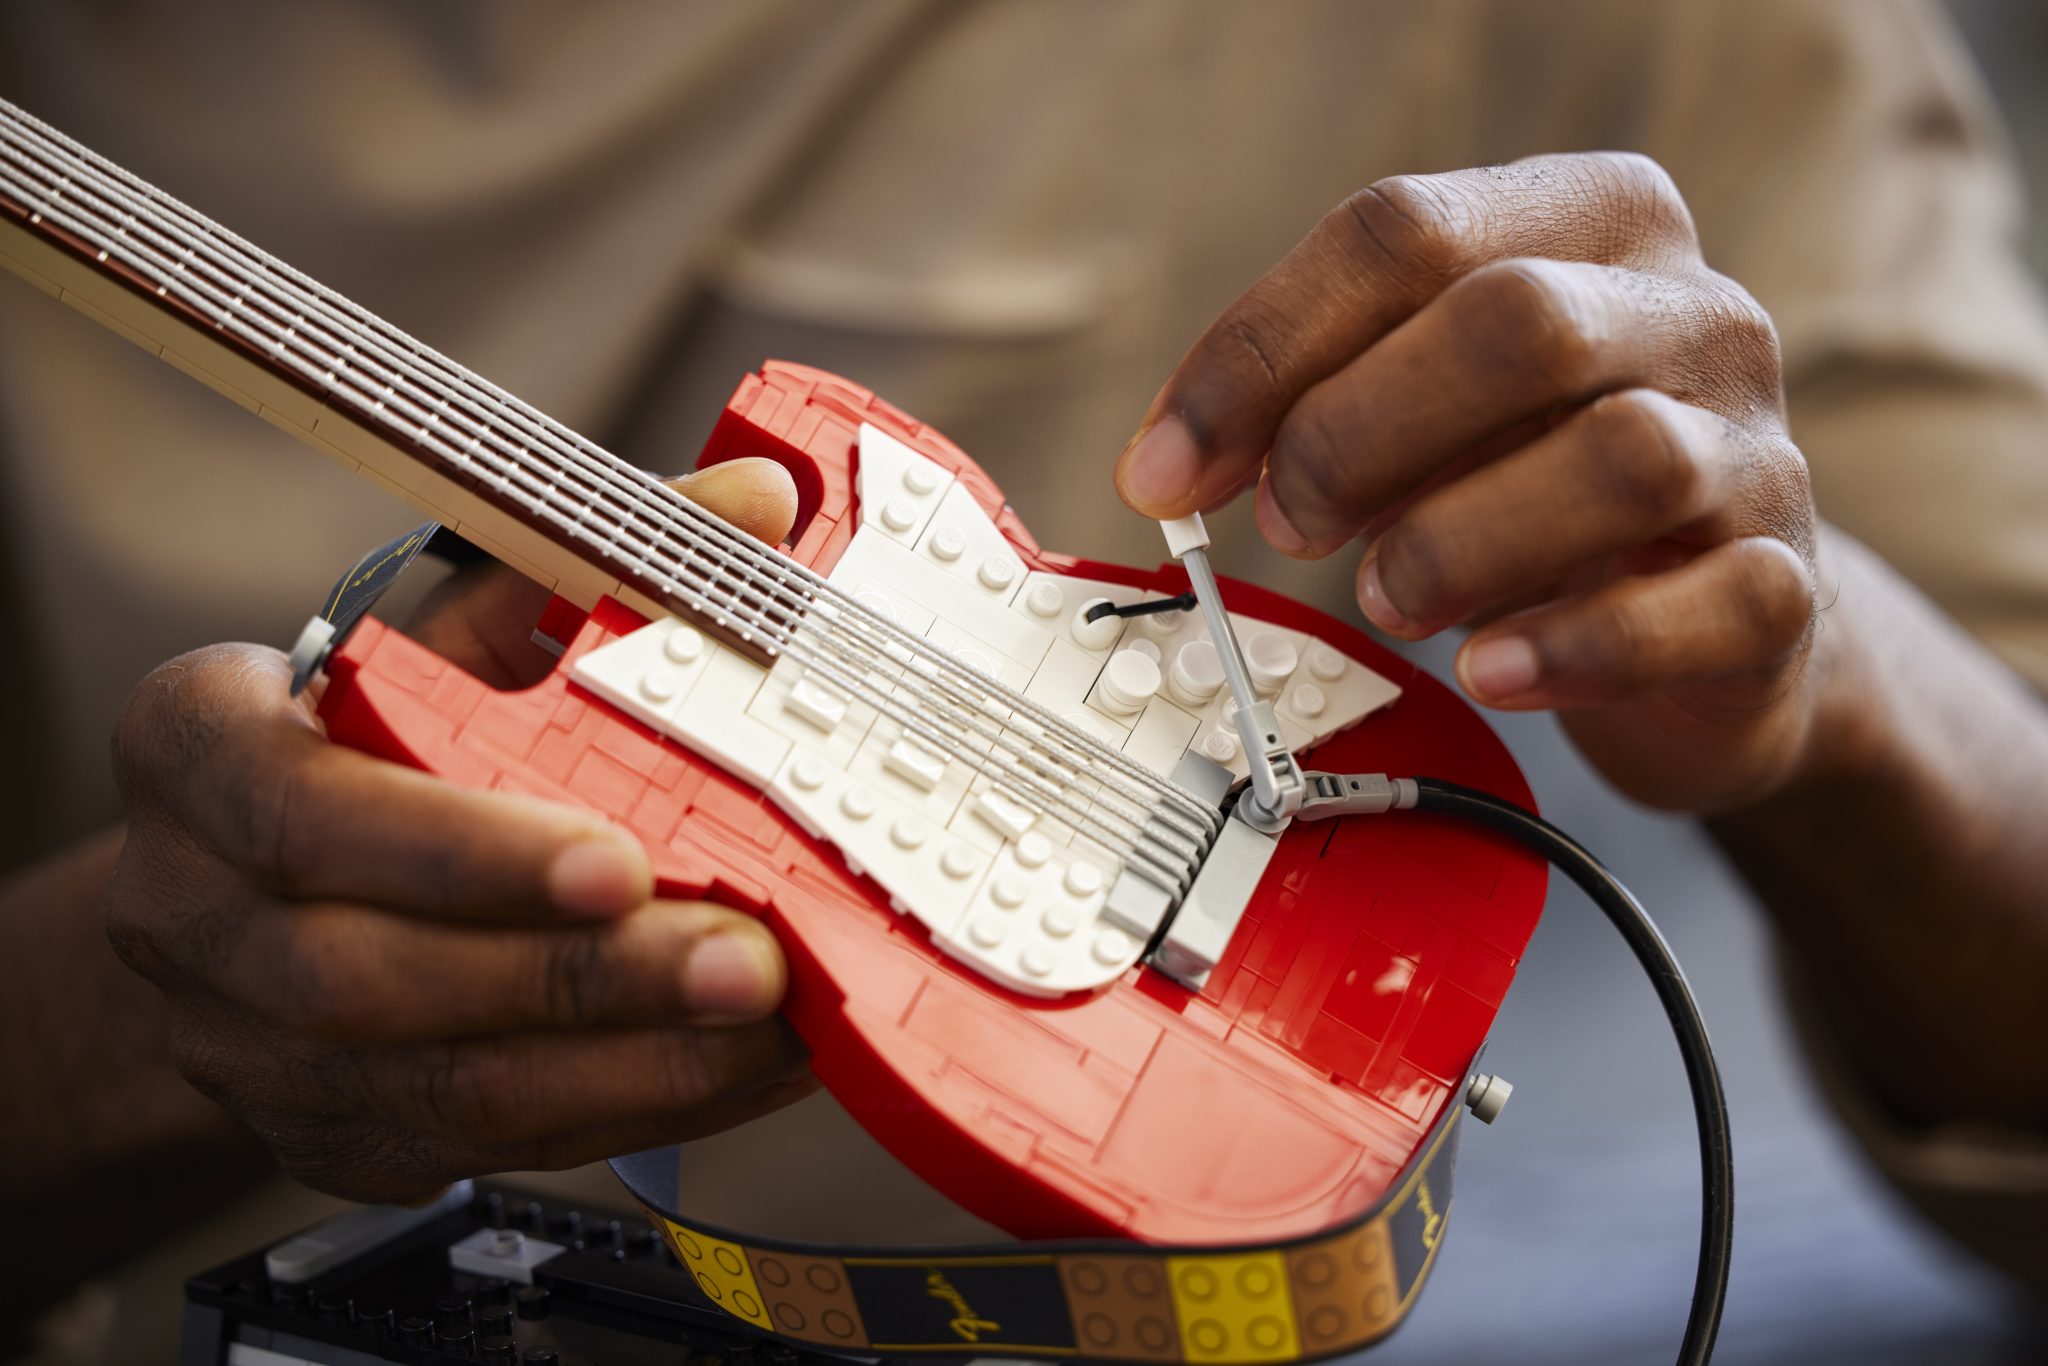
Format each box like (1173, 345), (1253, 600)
(537, 932), (611, 1029)
(1731, 540), (1816, 654)
(1467, 259), (1602, 391)
(1583, 390), (1703, 522)
(1588, 151), (1697, 246)
(1341, 175), (1468, 283)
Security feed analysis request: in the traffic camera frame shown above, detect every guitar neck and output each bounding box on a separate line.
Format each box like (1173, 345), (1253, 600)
(0, 98), (792, 653)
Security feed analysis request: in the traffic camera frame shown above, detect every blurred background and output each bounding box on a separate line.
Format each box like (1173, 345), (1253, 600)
(1952, 0), (2048, 274)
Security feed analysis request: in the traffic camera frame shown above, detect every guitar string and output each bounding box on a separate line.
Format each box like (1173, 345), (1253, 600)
(0, 103), (1219, 851)
(0, 111), (1217, 876)
(0, 151), (1201, 887)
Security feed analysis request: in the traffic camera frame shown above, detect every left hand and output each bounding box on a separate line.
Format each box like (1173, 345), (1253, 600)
(1116, 153), (1819, 813)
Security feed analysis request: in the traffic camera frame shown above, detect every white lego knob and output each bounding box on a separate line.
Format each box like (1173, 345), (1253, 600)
(664, 625), (705, 664)
(1308, 643), (1348, 681)
(1014, 832), (1052, 868)
(1097, 649), (1162, 716)
(969, 915), (1006, 949)
(1092, 927), (1134, 965)
(1168, 640), (1225, 705)
(854, 589), (900, 624)
(1123, 637), (1162, 663)
(903, 461), (941, 495)
(1025, 581), (1064, 618)
(890, 817), (928, 850)
(1063, 861), (1105, 897)
(1289, 683), (1327, 718)
(1466, 1073), (1513, 1125)
(839, 787), (877, 821)
(1246, 632), (1300, 694)
(1042, 905), (1081, 938)
(991, 874), (1028, 908)
(941, 845), (978, 879)
(881, 498), (919, 533)
(790, 756), (828, 791)
(929, 526), (966, 561)
(1071, 599), (1122, 651)
(1200, 729), (1239, 762)
(977, 556), (1017, 591)
(639, 669), (678, 702)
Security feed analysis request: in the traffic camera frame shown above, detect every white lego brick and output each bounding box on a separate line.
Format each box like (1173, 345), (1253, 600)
(447, 1226), (567, 1286)
(768, 748), (985, 934)
(656, 644), (788, 789)
(568, 618), (717, 732)
(856, 423), (954, 545)
(1121, 696), (1202, 778)
(926, 839), (1137, 998)
(913, 481), (1028, 605)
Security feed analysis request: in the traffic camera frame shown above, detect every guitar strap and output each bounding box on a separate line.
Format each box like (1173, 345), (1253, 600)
(605, 1100), (1461, 1366)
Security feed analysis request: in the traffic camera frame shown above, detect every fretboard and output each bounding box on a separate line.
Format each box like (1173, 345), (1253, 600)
(0, 97), (805, 660)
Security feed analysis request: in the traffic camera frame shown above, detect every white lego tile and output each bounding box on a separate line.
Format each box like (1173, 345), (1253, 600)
(660, 645), (788, 789)
(1121, 696), (1202, 778)
(830, 528), (1055, 672)
(855, 424), (953, 546)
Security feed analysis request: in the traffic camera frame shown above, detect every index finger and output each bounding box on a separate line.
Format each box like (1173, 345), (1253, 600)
(117, 643), (653, 920)
(1113, 152), (1701, 520)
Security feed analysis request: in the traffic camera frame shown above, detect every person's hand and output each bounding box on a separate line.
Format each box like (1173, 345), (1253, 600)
(104, 460), (817, 1204)
(1117, 154), (1819, 813)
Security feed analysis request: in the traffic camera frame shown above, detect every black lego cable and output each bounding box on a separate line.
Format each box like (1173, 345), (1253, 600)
(1406, 776), (1732, 1366)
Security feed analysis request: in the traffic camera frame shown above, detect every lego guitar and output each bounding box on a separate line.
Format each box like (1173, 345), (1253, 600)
(0, 98), (1729, 1365)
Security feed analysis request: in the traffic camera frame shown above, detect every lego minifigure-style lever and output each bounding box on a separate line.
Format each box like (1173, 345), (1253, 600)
(1159, 515), (1305, 830)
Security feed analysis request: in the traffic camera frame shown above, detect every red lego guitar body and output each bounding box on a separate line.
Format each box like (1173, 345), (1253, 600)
(319, 363), (1548, 1246)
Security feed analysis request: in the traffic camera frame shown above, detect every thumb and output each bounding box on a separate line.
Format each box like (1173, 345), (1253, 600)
(666, 458), (799, 546)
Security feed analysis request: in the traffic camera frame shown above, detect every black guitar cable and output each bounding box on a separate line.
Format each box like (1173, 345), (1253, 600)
(1401, 776), (1733, 1366)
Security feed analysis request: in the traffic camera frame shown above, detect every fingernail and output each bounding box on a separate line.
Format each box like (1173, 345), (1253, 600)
(1117, 415), (1202, 513)
(547, 835), (650, 917)
(684, 932), (782, 1017)
(1462, 635), (1541, 702)
(1358, 558), (1409, 632)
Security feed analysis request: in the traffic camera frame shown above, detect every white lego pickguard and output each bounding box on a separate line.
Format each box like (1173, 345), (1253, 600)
(571, 425), (1401, 998)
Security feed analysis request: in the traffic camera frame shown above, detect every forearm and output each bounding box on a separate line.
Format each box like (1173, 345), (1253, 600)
(0, 828), (269, 1322)
(1710, 525), (2048, 1130)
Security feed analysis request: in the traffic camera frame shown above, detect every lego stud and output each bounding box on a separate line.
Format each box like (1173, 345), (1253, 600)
(1122, 637), (1163, 663)
(1137, 607), (1180, 639)
(1092, 927), (1133, 965)
(1014, 832), (1052, 868)
(854, 589), (900, 625)
(890, 817), (928, 850)
(1308, 643), (1347, 681)
(839, 786), (877, 821)
(929, 526), (966, 561)
(790, 756), (828, 791)
(903, 461), (941, 495)
(1168, 640), (1225, 706)
(1097, 649), (1162, 717)
(1063, 861), (1105, 897)
(1041, 904), (1081, 938)
(1200, 729), (1239, 763)
(1289, 683), (1327, 718)
(1021, 945), (1056, 978)
(639, 669), (678, 703)
(663, 624), (705, 664)
(977, 556), (1017, 591)
(941, 845), (978, 879)
(991, 874), (1028, 908)
(1246, 632), (1300, 695)
(1466, 1073), (1514, 1124)
(1071, 599), (1122, 651)
(1025, 581), (1064, 618)
(968, 915), (1006, 949)
(881, 498), (919, 533)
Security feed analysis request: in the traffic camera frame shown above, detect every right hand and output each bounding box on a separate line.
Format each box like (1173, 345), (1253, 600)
(104, 460), (816, 1204)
